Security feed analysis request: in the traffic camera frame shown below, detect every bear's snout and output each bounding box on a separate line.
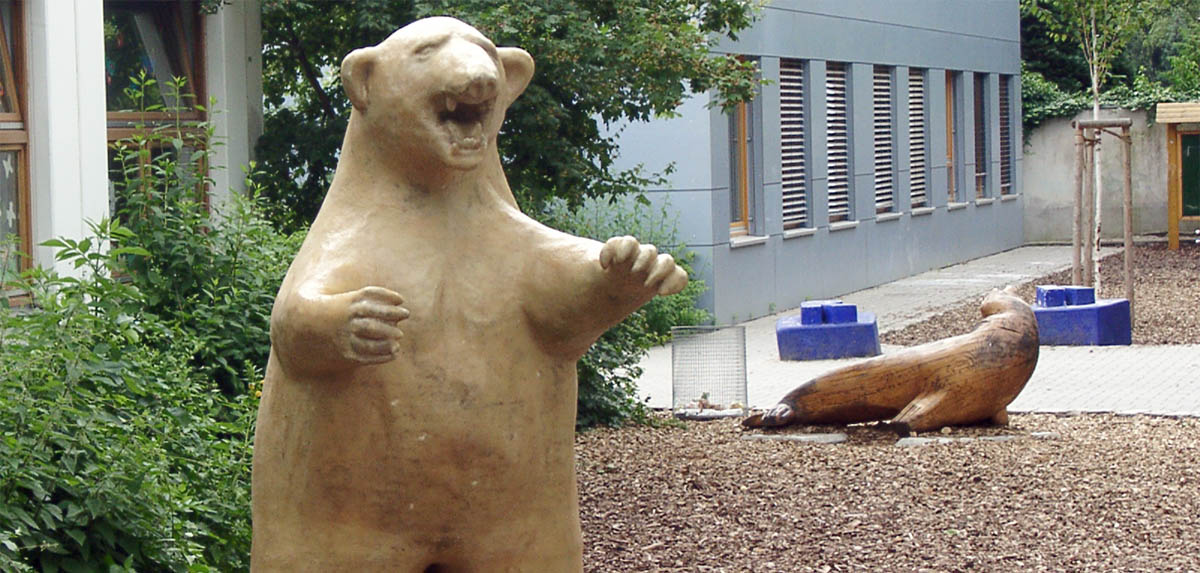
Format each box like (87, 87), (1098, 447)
(441, 39), (500, 106)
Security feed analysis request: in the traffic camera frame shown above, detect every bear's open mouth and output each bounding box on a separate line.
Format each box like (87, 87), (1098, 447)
(438, 93), (493, 153)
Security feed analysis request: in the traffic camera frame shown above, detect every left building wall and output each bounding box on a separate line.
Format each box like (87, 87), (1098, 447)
(21, 0), (262, 275)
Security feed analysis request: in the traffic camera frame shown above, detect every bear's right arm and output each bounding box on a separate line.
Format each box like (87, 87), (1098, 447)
(270, 280), (409, 378)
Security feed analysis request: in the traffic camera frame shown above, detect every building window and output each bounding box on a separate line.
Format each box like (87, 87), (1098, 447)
(729, 95), (758, 237)
(0, 0), (27, 287)
(780, 58), (808, 230)
(104, 0), (206, 212)
(908, 68), (928, 208)
(873, 65), (895, 214)
(974, 73), (989, 199)
(999, 74), (1014, 195)
(104, 0), (202, 114)
(826, 62), (851, 223)
(945, 70), (961, 203)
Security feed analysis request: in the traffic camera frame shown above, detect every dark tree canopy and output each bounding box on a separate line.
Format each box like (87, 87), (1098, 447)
(256, 0), (759, 230)
(1021, 6), (1091, 92)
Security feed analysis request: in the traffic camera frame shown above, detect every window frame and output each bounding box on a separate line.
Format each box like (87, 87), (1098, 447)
(945, 70), (961, 203)
(0, 0), (29, 286)
(729, 98), (755, 237)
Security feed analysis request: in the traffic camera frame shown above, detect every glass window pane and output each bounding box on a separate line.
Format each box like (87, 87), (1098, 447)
(0, 0), (18, 114)
(104, 2), (196, 111)
(0, 150), (20, 281)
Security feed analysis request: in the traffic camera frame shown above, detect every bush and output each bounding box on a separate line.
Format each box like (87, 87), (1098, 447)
(540, 196), (711, 428)
(0, 222), (254, 572)
(111, 75), (303, 395)
(0, 73), (288, 572)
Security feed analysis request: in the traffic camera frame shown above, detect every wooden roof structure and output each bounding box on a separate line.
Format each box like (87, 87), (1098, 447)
(1157, 102), (1200, 124)
(1160, 102), (1200, 250)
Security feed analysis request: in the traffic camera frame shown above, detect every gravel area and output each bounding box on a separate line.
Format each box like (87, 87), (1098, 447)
(578, 414), (1200, 571)
(577, 242), (1200, 571)
(882, 242), (1200, 347)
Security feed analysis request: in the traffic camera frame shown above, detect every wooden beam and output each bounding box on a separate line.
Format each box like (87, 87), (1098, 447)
(1080, 127), (1089, 284)
(1157, 102), (1200, 124)
(1072, 118), (1134, 129)
(1168, 123), (1181, 250)
(1122, 125), (1134, 324)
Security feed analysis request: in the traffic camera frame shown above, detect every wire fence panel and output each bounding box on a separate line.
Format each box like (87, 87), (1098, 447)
(671, 325), (747, 410)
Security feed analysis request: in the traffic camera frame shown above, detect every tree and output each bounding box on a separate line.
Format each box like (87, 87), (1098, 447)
(1118, 0), (1200, 85)
(1022, 0), (1167, 287)
(256, 0), (759, 230)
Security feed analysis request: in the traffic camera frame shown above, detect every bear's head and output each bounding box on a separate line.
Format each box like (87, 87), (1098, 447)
(340, 17), (534, 172)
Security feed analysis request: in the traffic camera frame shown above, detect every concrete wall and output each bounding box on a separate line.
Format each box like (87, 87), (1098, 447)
(23, 0), (263, 273)
(608, 1), (1024, 324)
(1023, 108), (1169, 243)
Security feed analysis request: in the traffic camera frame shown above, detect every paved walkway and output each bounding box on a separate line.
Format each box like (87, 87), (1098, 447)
(636, 245), (1200, 417)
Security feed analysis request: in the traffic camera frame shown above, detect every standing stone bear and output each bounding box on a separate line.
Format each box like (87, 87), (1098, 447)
(251, 17), (688, 572)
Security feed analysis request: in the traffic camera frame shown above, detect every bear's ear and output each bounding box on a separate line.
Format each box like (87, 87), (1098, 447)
(498, 47), (534, 105)
(341, 47), (378, 112)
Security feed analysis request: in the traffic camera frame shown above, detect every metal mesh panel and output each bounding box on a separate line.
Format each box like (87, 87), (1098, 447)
(671, 326), (747, 410)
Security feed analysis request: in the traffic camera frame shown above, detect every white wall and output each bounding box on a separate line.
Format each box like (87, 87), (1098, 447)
(205, 0), (264, 209)
(1022, 108), (1169, 243)
(26, 0), (109, 273)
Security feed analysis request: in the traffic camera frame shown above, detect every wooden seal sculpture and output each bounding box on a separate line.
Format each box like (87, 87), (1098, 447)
(251, 17), (687, 572)
(744, 288), (1039, 435)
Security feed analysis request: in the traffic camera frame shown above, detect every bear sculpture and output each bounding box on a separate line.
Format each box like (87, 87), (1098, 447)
(251, 17), (687, 572)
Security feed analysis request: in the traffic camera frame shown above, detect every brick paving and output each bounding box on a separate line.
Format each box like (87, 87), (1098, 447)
(637, 245), (1200, 417)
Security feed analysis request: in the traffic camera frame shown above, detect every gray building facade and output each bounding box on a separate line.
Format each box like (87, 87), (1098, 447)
(612, 1), (1023, 324)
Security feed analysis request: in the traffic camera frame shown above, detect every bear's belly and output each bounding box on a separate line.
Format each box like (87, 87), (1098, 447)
(252, 327), (579, 547)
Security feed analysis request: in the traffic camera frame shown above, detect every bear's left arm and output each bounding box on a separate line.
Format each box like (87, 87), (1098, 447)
(521, 228), (687, 360)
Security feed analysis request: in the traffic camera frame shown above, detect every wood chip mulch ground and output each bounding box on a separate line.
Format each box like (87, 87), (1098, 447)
(882, 242), (1200, 347)
(578, 242), (1200, 572)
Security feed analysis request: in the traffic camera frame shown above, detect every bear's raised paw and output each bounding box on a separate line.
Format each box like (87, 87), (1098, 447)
(599, 235), (688, 297)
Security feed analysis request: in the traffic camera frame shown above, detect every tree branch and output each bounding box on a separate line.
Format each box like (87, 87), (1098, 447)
(284, 19), (338, 121)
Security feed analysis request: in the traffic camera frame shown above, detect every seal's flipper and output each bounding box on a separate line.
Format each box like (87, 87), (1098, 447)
(889, 390), (948, 435)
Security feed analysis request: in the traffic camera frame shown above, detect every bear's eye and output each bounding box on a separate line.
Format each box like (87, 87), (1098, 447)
(413, 42), (438, 59)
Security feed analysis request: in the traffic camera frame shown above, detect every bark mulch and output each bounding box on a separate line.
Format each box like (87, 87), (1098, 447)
(578, 414), (1200, 571)
(578, 242), (1200, 571)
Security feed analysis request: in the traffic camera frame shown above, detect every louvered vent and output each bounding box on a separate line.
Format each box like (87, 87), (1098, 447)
(908, 69), (928, 208)
(780, 59), (807, 229)
(826, 62), (850, 222)
(999, 75), (1013, 195)
(873, 66), (894, 213)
